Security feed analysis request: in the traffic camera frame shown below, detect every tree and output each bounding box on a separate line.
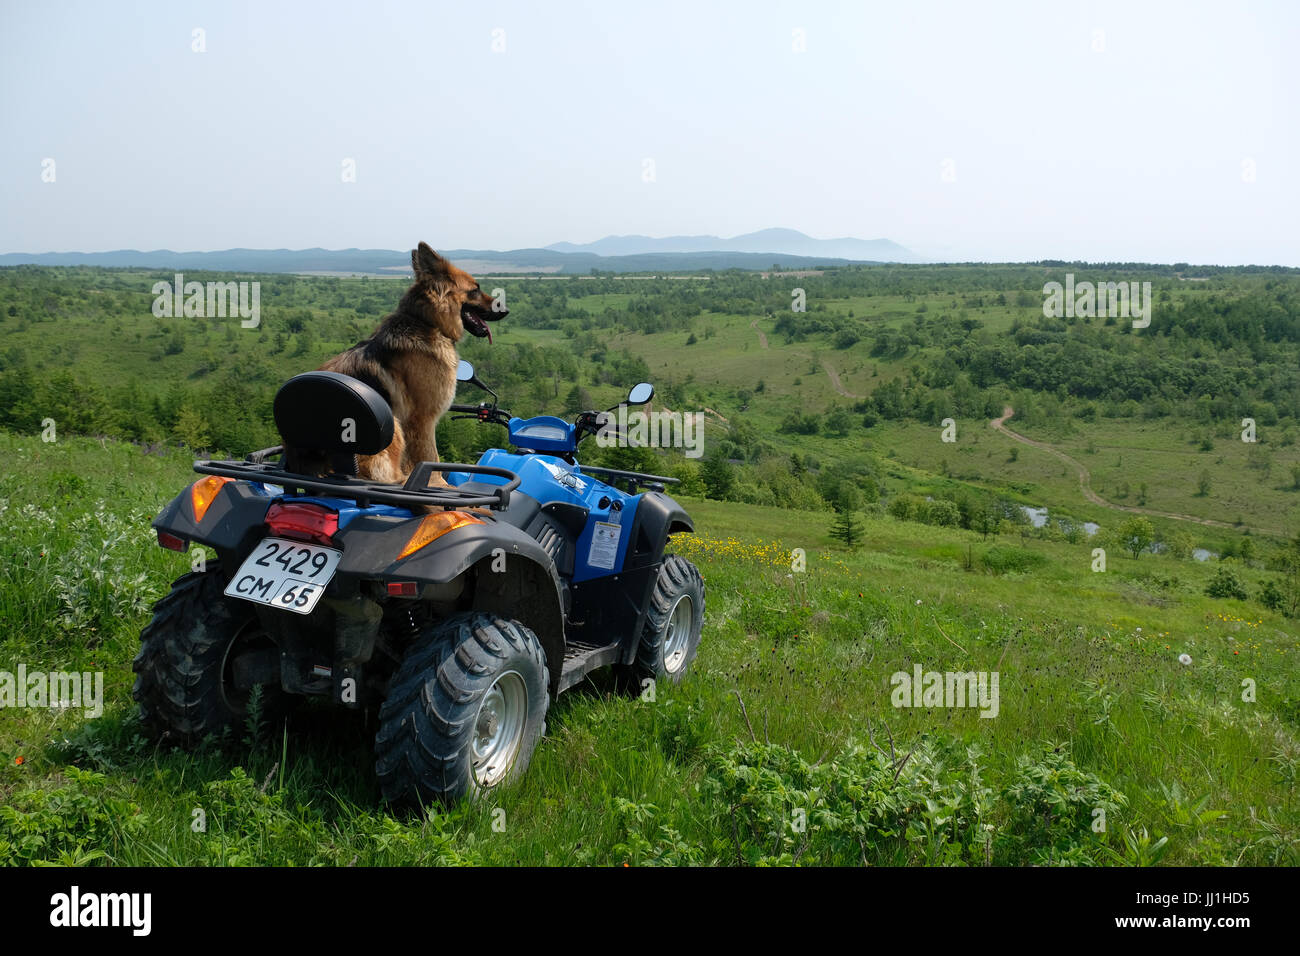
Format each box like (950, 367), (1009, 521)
(828, 485), (864, 548)
(1117, 516), (1155, 559)
(971, 503), (1001, 540)
(1162, 529), (1194, 560)
(293, 326), (315, 356)
(1196, 470), (1212, 497)
(699, 452), (735, 501)
(823, 405), (853, 438)
(563, 384), (592, 415)
(173, 405), (211, 450)
(829, 506), (863, 548)
(926, 499), (961, 527)
(164, 327), (186, 355)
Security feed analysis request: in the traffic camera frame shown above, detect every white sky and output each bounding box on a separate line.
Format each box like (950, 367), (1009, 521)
(1, 0), (1297, 264)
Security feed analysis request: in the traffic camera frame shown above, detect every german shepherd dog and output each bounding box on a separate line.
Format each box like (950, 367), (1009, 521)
(284, 242), (505, 485)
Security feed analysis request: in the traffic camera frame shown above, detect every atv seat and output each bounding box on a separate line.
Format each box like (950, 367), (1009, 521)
(274, 371), (395, 476)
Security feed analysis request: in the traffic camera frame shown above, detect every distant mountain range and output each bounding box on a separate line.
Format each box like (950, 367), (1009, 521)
(546, 228), (921, 262)
(0, 229), (920, 275)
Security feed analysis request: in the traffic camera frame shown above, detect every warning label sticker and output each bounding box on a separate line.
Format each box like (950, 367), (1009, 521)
(587, 521), (622, 570)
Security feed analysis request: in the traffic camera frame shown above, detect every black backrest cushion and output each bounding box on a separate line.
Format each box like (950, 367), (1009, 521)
(274, 371), (394, 456)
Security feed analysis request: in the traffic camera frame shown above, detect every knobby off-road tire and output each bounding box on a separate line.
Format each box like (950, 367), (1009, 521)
(631, 554), (705, 685)
(375, 612), (549, 806)
(132, 568), (285, 745)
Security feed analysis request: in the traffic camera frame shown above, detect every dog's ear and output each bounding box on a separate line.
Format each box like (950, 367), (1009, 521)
(411, 242), (449, 282)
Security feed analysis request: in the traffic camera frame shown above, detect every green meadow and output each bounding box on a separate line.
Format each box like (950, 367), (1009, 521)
(1, 262), (1299, 865)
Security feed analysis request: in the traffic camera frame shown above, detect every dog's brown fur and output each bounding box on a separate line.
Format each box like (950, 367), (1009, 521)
(284, 242), (504, 485)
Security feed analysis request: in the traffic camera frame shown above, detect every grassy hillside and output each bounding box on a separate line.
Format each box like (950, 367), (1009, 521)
(1, 434), (1296, 865)
(2, 262), (1299, 865)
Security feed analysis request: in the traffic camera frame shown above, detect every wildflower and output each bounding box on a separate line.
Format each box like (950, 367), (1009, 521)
(1178, 653), (1192, 666)
(14, 756), (23, 766)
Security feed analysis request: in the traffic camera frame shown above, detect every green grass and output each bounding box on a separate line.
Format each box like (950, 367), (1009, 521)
(2, 433), (1297, 865)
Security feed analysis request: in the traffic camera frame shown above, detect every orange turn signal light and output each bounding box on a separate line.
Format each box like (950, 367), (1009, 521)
(397, 510), (484, 560)
(190, 475), (232, 523)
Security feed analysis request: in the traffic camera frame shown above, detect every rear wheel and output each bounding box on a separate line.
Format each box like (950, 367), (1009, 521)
(132, 568), (285, 745)
(375, 612), (549, 805)
(631, 555), (705, 685)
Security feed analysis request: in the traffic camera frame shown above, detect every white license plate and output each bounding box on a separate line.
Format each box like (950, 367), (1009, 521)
(224, 537), (342, 615)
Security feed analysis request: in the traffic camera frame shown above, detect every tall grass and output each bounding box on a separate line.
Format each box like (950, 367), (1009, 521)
(1, 433), (1297, 865)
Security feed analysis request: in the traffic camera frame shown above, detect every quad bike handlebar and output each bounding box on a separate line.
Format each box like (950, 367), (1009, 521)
(447, 402), (511, 426)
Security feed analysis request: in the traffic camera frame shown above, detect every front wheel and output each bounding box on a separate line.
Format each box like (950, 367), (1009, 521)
(375, 613), (549, 806)
(630, 555), (705, 685)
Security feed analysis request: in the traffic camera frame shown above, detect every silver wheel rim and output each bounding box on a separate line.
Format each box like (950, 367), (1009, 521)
(662, 595), (694, 674)
(471, 671), (528, 787)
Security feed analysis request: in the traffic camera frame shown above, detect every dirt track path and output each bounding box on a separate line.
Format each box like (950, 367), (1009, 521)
(990, 406), (1275, 536)
(750, 319), (769, 349)
(822, 361), (861, 399)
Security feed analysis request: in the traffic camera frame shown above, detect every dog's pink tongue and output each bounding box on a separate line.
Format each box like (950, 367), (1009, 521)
(486, 326), (492, 345)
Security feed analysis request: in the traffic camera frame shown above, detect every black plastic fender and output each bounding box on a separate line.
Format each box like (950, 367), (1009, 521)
(382, 518), (568, 694)
(151, 481), (273, 570)
(623, 492), (695, 571)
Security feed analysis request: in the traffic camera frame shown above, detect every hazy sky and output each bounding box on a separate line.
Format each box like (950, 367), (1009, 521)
(2, 0), (1297, 264)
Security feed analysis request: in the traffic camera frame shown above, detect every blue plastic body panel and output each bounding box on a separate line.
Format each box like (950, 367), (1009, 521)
(506, 415), (578, 454)
(445, 449), (640, 583)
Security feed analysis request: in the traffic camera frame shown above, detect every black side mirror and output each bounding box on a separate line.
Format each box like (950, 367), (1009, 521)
(456, 360), (498, 406)
(626, 382), (654, 406)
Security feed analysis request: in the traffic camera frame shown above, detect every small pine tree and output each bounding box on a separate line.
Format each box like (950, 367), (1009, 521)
(828, 483), (864, 548)
(173, 405), (211, 450)
(829, 503), (864, 548)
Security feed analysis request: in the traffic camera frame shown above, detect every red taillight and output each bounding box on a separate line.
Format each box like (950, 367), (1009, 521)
(157, 531), (188, 552)
(386, 581), (418, 597)
(264, 501), (340, 545)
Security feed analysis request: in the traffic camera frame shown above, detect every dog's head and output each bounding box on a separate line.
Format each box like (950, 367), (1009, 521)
(408, 241), (507, 342)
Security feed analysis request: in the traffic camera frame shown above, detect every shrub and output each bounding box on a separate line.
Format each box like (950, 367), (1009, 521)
(887, 493), (925, 522)
(980, 545), (1047, 575)
(701, 736), (995, 866)
(926, 498), (961, 527)
(0, 768), (147, 865)
(996, 747), (1126, 865)
(1205, 566), (1248, 600)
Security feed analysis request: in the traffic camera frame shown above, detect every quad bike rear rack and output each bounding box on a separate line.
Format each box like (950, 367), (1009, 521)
(194, 446), (520, 511)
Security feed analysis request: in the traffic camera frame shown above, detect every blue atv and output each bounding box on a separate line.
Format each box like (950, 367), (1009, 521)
(133, 361), (704, 804)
